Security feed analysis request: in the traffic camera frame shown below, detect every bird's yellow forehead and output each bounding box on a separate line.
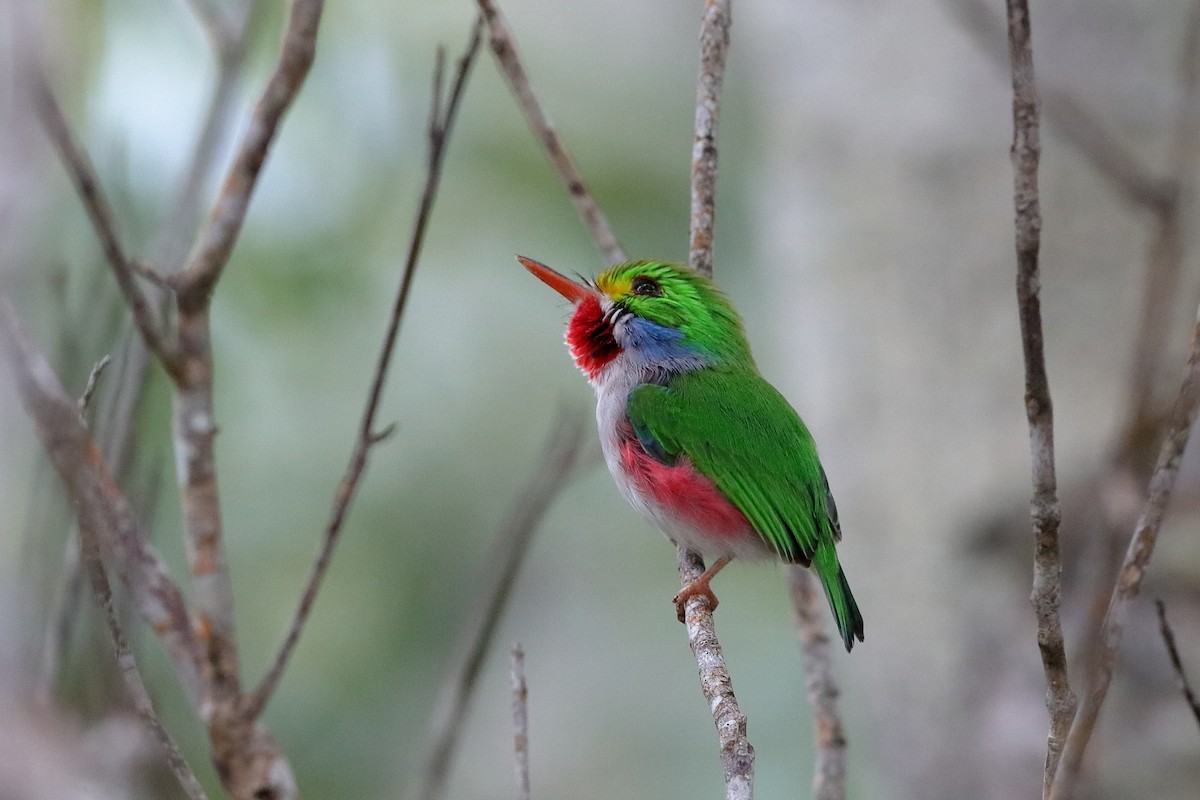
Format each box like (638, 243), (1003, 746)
(595, 271), (632, 301)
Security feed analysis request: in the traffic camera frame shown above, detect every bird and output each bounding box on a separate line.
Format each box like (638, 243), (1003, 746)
(519, 255), (864, 651)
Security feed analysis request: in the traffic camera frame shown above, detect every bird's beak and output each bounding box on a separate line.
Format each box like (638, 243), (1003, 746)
(517, 255), (595, 304)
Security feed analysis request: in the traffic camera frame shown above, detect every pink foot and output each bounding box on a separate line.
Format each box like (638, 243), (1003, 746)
(672, 555), (733, 622)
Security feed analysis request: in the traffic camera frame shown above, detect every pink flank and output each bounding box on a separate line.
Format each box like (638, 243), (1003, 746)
(619, 438), (752, 543)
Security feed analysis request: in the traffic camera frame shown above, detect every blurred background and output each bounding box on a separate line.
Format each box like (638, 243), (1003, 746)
(2, 0), (1200, 798)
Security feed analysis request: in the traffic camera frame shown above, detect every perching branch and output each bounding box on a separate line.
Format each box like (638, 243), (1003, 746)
(688, 0), (732, 279)
(1004, 3), (1077, 796)
(245, 19), (483, 722)
(0, 299), (206, 712)
(1051, 305), (1200, 799)
(409, 409), (588, 800)
(678, 549), (754, 800)
(1155, 599), (1200, 733)
(475, 0), (625, 265)
(510, 644), (531, 800)
(678, 3), (754, 798)
(788, 567), (846, 800)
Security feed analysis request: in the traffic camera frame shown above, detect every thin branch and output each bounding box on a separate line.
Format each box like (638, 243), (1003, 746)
(475, 0), (625, 265)
(409, 409), (588, 800)
(77, 522), (209, 800)
(948, 0), (1172, 212)
(1156, 599), (1200, 733)
(77, 354), (111, 423)
(1051, 305), (1200, 799)
(172, 0), (324, 306)
(688, 0), (732, 279)
(678, 3), (753, 798)
(28, 69), (179, 374)
(164, 0), (326, 717)
(787, 567), (846, 800)
(678, 549), (754, 800)
(510, 644), (531, 800)
(245, 20), (484, 721)
(1004, 3), (1077, 796)
(158, 0), (254, 273)
(0, 298), (206, 712)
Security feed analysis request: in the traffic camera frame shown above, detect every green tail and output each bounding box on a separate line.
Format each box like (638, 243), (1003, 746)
(814, 545), (864, 652)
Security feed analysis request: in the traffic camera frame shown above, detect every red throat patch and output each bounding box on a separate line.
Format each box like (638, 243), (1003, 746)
(566, 296), (620, 381)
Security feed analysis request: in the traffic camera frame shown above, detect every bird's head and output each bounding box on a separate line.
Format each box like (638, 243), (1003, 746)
(519, 255), (752, 384)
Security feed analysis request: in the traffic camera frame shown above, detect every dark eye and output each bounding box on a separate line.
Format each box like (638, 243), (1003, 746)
(631, 276), (662, 297)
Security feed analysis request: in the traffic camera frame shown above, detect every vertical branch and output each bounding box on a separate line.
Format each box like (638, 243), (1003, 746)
(510, 644), (531, 800)
(408, 410), (587, 800)
(688, 0), (732, 279)
(245, 19), (484, 721)
(1004, 2), (1076, 795)
(679, 549), (754, 800)
(680, 3), (753, 799)
(162, 0), (324, 716)
(787, 567), (846, 800)
(475, 0), (625, 265)
(1051, 307), (1200, 799)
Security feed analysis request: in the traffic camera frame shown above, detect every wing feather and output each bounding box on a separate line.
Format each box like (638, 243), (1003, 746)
(626, 370), (835, 564)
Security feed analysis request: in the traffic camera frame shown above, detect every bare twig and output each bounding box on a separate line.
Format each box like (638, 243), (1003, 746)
(1004, 3), (1077, 795)
(409, 409), (588, 800)
(29, 71), (179, 374)
(510, 644), (531, 800)
(679, 549), (754, 800)
(77, 523), (209, 800)
(77, 354), (111, 422)
(475, 0), (625, 265)
(160, 0), (254, 273)
(787, 567), (846, 800)
(172, 0), (324, 304)
(1051, 306), (1200, 799)
(678, 3), (754, 798)
(162, 0), (325, 723)
(246, 21), (483, 721)
(0, 298), (206, 712)
(688, 0), (732, 279)
(949, 0), (1172, 212)
(1155, 599), (1200, 732)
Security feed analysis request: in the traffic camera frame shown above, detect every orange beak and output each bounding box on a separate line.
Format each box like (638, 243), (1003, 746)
(517, 255), (595, 304)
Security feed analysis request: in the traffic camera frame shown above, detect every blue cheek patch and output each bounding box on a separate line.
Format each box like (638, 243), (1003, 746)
(622, 316), (710, 369)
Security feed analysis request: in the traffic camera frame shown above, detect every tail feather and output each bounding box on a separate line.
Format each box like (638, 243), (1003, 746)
(814, 546), (864, 652)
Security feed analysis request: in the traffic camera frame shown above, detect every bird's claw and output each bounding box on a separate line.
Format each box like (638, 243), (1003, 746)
(673, 583), (720, 623)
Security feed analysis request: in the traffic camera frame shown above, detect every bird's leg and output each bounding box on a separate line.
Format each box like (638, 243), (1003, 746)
(673, 555), (734, 622)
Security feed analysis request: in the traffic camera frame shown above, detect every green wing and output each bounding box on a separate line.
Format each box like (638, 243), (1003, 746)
(626, 369), (838, 564)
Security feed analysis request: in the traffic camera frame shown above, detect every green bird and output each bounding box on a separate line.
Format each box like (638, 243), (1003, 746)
(520, 256), (863, 651)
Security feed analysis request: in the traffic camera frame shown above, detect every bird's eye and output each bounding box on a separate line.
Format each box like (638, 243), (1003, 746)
(631, 276), (662, 297)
